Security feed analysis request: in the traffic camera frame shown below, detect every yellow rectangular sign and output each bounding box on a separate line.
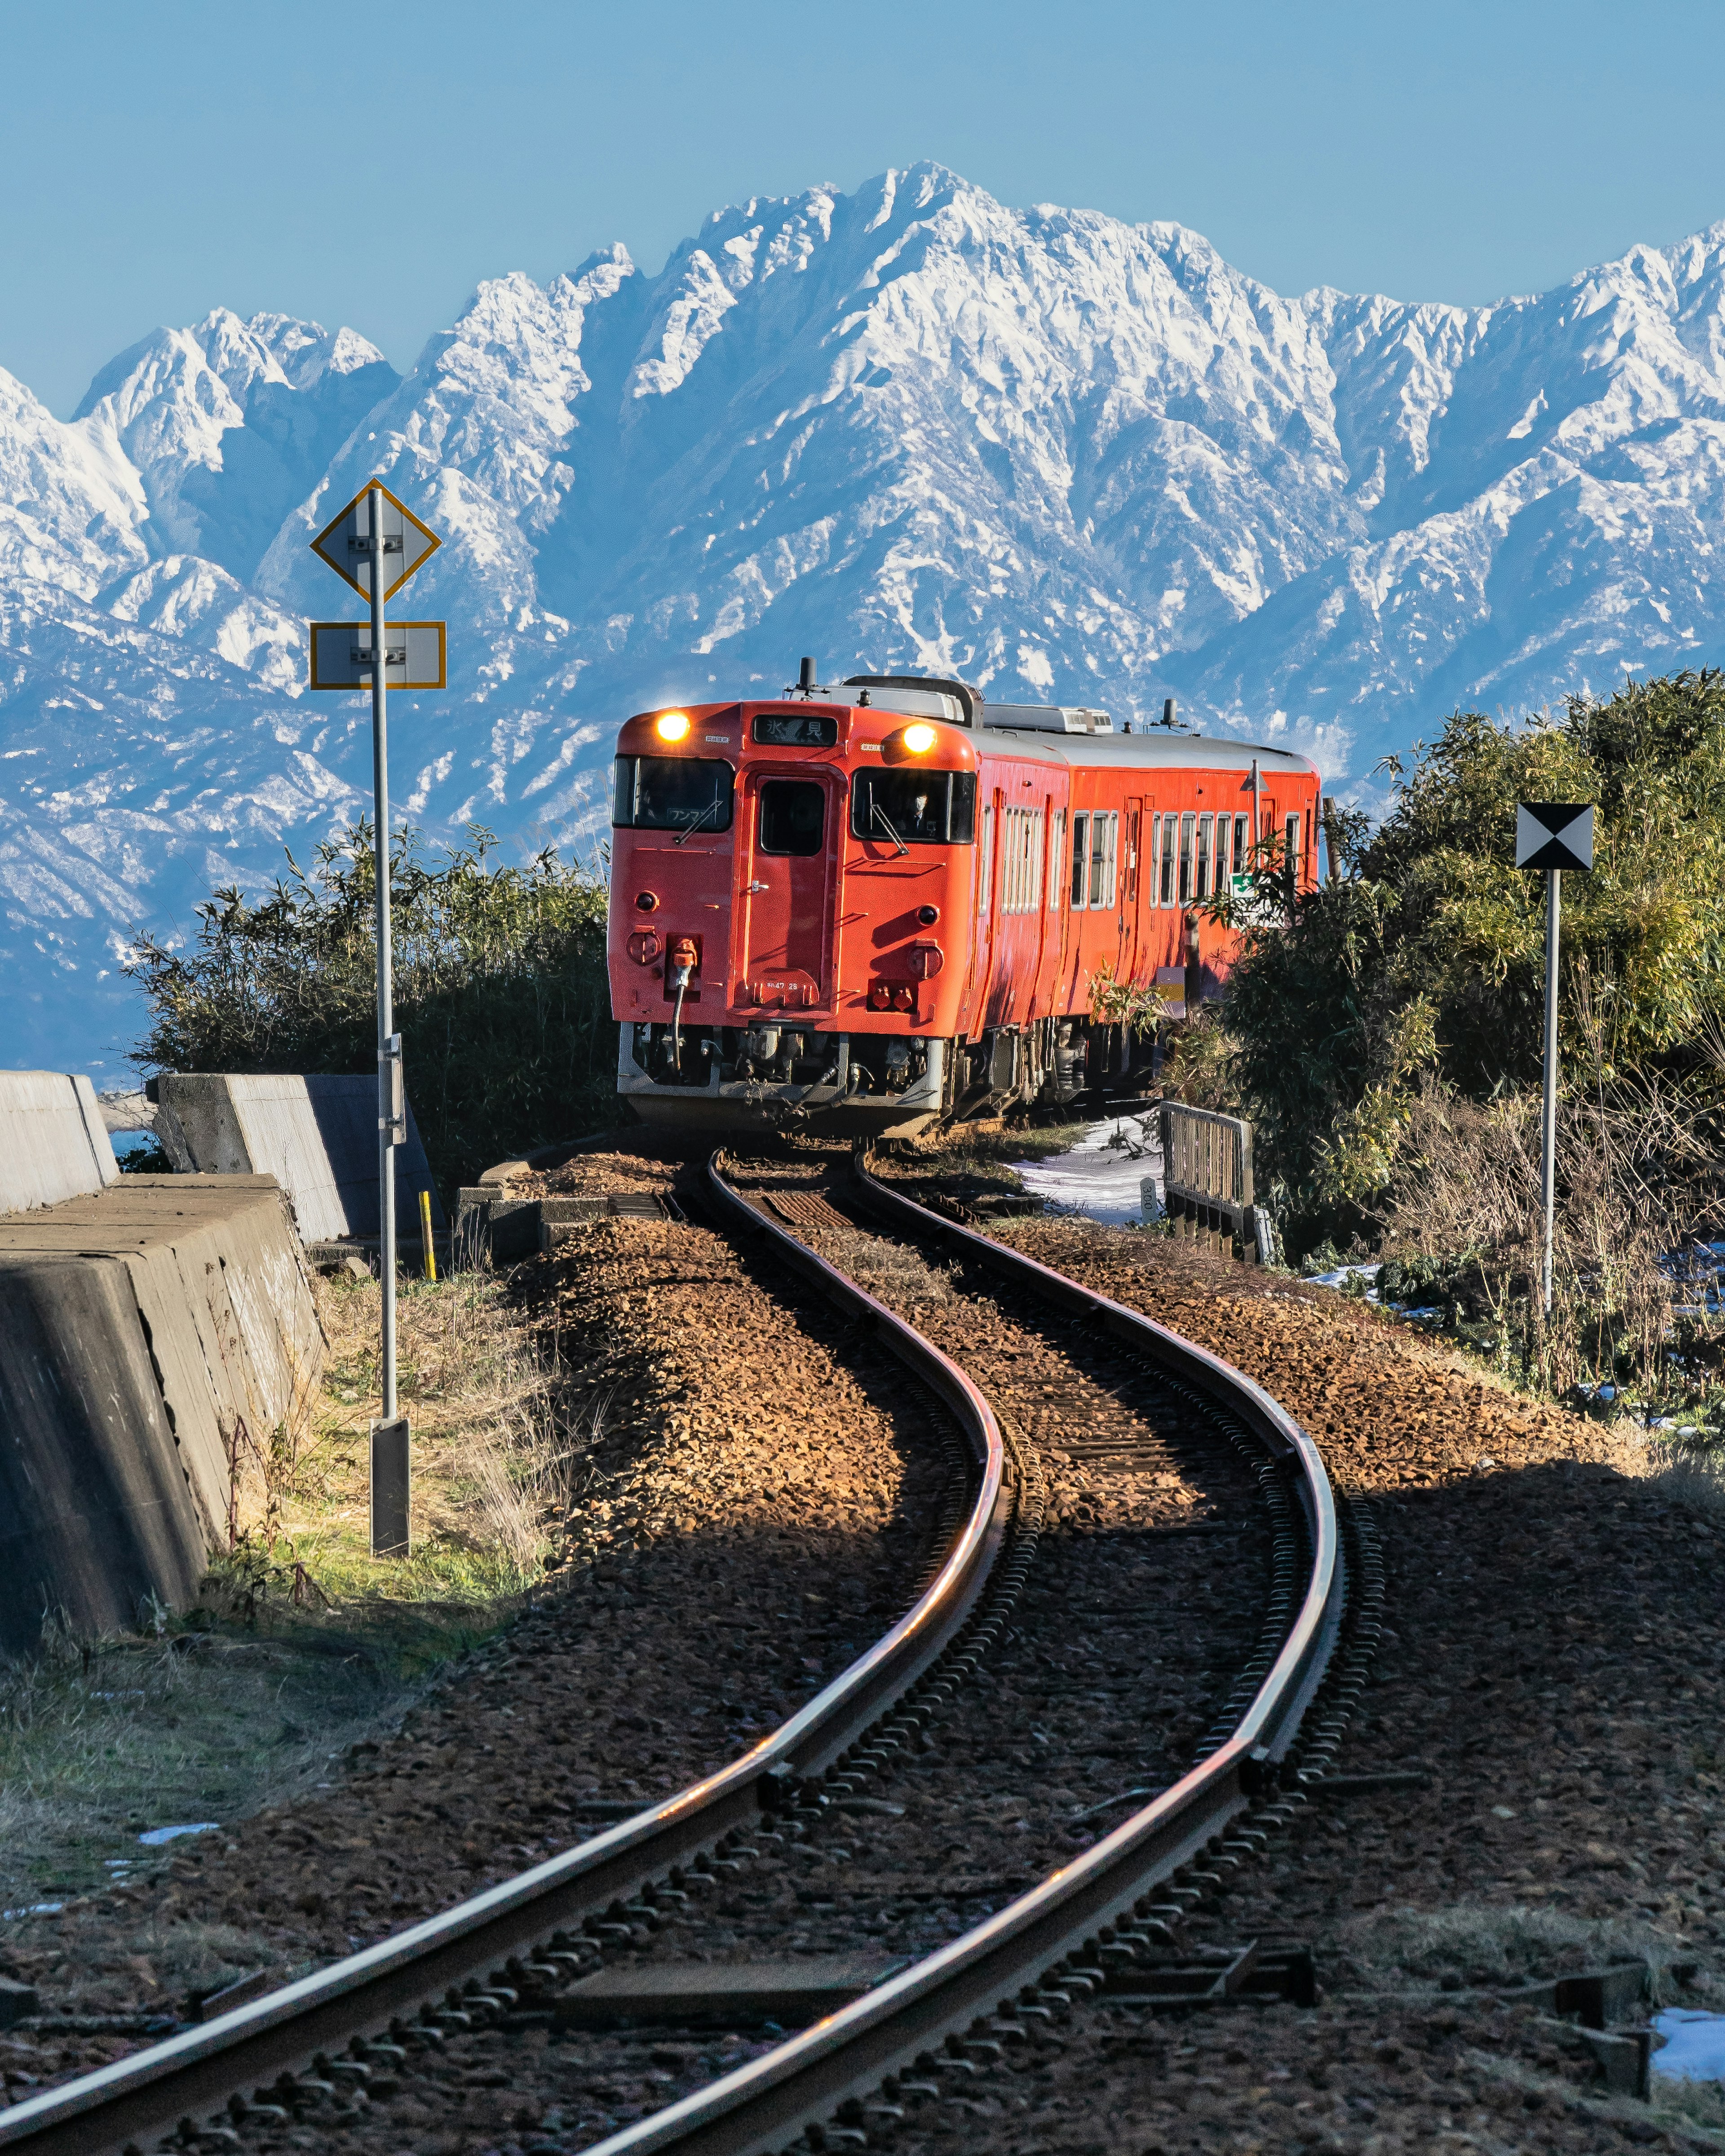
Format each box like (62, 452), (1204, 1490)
(308, 620), (447, 692)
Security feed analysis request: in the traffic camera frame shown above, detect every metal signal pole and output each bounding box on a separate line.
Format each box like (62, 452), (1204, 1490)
(1514, 802), (1594, 1324)
(1540, 866), (1560, 1317)
(306, 478), (444, 1559)
(370, 485), (398, 1414)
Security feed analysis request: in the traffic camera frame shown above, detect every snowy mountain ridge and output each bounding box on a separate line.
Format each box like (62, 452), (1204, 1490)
(6, 162), (1725, 1079)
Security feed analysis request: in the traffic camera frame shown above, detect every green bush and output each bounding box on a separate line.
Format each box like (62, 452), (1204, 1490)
(128, 822), (615, 1197)
(1209, 669), (1725, 1241)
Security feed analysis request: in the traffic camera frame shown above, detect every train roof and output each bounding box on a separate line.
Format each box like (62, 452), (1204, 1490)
(974, 723), (1318, 778)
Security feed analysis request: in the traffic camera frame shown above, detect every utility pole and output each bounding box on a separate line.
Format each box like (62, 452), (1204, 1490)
(308, 480), (446, 1554)
(1515, 803), (1595, 1317)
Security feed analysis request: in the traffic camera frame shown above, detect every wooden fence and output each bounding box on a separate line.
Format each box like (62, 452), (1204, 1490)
(1158, 1102), (1263, 1261)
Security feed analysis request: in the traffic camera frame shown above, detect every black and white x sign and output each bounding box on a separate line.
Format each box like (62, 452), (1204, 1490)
(1515, 801), (1594, 872)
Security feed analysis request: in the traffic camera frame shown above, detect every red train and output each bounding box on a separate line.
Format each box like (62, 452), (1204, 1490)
(607, 666), (1321, 1135)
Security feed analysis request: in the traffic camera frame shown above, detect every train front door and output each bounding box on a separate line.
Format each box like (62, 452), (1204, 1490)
(739, 771), (836, 1010)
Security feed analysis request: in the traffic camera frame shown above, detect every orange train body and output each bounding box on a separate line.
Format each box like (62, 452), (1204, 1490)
(606, 675), (1320, 1135)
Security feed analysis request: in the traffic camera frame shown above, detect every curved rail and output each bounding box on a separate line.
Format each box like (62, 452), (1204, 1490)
(0, 1158), (1008, 2156)
(577, 1153), (1343, 2156)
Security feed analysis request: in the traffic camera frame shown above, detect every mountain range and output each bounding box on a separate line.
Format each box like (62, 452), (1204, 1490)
(5, 161), (1724, 1081)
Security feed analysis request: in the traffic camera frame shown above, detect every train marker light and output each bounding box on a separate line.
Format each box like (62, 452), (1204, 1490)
(656, 711), (691, 741)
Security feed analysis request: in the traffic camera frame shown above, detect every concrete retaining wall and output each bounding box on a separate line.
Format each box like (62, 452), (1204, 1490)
(0, 1178), (325, 1609)
(0, 1255), (208, 1655)
(150, 1074), (443, 1242)
(0, 1072), (119, 1212)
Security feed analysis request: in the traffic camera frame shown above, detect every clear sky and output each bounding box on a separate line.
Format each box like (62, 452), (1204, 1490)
(6, 0), (1725, 415)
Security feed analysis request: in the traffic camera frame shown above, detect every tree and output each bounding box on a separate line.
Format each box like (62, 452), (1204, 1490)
(1208, 670), (1725, 1246)
(128, 822), (614, 1195)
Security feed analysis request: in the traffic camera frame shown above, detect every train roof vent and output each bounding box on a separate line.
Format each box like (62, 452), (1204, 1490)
(984, 702), (1114, 735)
(842, 674), (981, 728)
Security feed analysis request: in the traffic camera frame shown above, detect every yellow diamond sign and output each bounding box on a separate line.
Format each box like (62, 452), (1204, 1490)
(310, 479), (441, 605)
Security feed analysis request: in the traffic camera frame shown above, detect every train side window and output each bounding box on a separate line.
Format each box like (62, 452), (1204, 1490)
(758, 778), (825, 855)
(1048, 809), (1066, 908)
(1233, 813), (1248, 884)
(1195, 813), (1213, 899)
(1286, 812), (1301, 890)
(1179, 812), (1195, 904)
(1148, 814), (1161, 905)
(1070, 812), (1090, 907)
(1003, 807), (1044, 914)
(949, 772), (978, 843)
(979, 805), (994, 915)
(1088, 810), (1117, 910)
(1160, 817), (1176, 906)
(1125, 809), (1140, 903)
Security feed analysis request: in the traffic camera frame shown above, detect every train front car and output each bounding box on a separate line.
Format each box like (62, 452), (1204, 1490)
(608, 687), (978, 1135)
(607, 673), (1322, 1136)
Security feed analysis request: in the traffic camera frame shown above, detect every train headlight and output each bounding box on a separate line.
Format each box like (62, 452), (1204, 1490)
(655, 711), (691, 742)
(882, 720), (942, 764)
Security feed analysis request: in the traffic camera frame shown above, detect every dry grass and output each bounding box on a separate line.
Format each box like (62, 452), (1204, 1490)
(1338, 1899), (1685, 1993)
(809, 1228), (954, 1307)
(0, 1265), (579, 1912)
(268, 1267), (578, 1601)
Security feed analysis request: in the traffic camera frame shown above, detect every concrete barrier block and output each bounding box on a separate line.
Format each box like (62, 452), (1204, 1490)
(0, 1177), (324, 1546)
(150, 1074), (443, 1242)
(0, 1072), (120, 1213)
(0, 1254), (207, 1657)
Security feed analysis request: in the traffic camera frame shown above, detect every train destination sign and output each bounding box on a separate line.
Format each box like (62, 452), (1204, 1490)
(1514, 801), (1594, 873)
(308, 619), (447, 691)
(310, 480), (442, 604)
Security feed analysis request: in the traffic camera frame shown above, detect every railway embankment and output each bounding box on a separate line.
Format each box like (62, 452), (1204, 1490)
(3, 1144), (1719, 2151)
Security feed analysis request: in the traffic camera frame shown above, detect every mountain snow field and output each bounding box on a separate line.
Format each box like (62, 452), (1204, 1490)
(5, 162), (1725, 1078)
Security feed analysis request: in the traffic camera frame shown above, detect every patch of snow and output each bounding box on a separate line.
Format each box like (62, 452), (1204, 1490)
(137, 1821), (220, 1846)
(1013, 1114), (1161, 1225)
(1653, 2007), (1725, 2082)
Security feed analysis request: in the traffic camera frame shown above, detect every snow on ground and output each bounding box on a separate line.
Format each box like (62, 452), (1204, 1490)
(1653, 2008), (1725, 2083)
(1013, 1114), (1161, 1226)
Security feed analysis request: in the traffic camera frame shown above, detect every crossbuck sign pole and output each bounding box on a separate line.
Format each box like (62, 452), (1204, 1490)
(307, 479), (444, 1554)
(1515, 802), (1596, 1317)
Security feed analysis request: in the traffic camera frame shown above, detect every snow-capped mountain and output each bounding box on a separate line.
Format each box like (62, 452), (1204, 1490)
(7, 162), (1725, 1080)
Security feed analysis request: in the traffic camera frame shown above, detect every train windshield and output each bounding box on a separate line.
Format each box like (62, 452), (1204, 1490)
(613, 756), (734, 836)
(850, 769), (977, 846)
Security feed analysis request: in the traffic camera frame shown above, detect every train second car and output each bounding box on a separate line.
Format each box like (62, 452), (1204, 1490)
(606, 668), (1320, 1135)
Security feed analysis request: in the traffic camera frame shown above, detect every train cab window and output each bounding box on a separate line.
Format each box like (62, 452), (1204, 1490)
(1160, 817), (1177, 906)
(1088, 811), (1118, 910)
(1048, 809), (1066, 908)
(850, 768), (976, 846)
(1178, 812), (1195, 904)
(1070, 811), (1090, 906)
(758, 778), (826, 855)
(752, 711), (839, 747)
(1195, 814), (1213, 899)
(613, 755), (734, 836)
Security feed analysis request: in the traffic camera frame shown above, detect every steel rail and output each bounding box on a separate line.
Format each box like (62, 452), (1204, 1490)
(0, 1159), (1008, 2156)
(576, 1153), (1342, 2156)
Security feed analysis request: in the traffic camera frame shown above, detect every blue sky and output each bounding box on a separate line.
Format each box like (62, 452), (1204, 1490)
(5, 0), (1725, 414)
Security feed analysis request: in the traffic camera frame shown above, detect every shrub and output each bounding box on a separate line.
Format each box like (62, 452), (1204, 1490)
(127, 821), (614, 1196)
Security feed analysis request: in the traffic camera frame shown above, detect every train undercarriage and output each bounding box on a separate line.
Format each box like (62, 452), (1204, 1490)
(618, 1013), (1152, 1136)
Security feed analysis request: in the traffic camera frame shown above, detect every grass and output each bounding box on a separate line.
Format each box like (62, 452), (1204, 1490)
(0, 1264), (575, 1910)
(269, 1265), (575, 1604)
(1337, 1899), (1686, 1993)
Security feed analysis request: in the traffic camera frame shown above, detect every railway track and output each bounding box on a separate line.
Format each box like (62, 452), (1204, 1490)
(0, 1145), (1353, 2156)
